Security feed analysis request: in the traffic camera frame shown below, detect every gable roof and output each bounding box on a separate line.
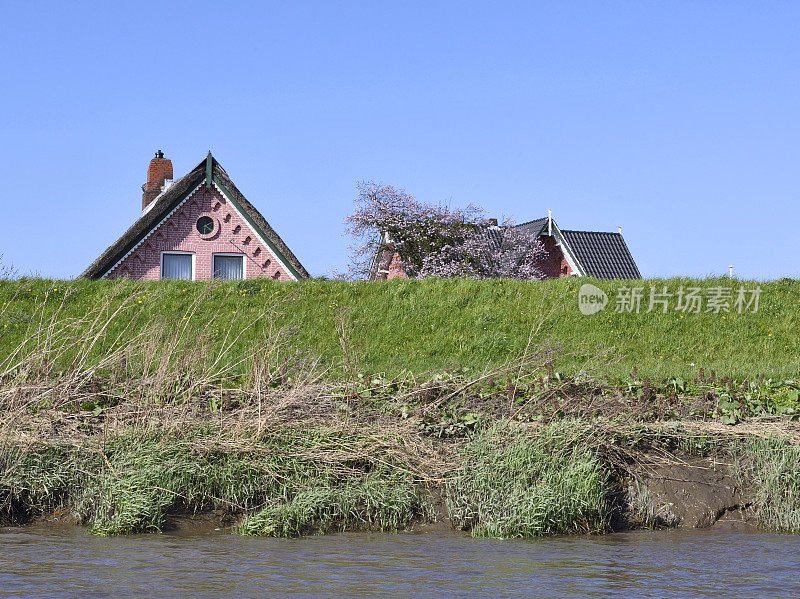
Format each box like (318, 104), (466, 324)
(81, 153), (310, 280)
(559, 230), (641, 279)
(512, 217), (640, 279)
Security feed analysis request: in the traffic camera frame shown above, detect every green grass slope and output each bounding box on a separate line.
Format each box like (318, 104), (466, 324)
(1, 277), (797, 383)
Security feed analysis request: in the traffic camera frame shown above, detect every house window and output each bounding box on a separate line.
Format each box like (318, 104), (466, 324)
(162, 253), (193, 280)
(213, 254), (244, 280)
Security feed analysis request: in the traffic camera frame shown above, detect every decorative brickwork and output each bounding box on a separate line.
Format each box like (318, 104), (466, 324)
(109, 186), (291, 281)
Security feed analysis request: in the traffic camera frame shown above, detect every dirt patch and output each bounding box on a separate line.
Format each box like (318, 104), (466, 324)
(162, 512), (236, 535)
(626, 456), (755, 529)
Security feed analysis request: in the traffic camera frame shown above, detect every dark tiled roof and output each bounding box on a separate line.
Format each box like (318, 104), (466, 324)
(515, 217), (549, 238)
(486, 225), (503, 248)
(81, 154), (309, 280)
(560, 230), (641, 279)
(487, 216), (550, 249)
(489, 217), (550, 249)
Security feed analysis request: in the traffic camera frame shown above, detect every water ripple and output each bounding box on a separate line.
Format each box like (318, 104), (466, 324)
(1, 525), (798, 598)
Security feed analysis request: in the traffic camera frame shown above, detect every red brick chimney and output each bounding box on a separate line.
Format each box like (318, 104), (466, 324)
(141, 150), (173, 212)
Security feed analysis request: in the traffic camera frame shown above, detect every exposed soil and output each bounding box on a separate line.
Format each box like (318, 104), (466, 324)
(625, 456), (756, 529)
(162, 512), (235, 535)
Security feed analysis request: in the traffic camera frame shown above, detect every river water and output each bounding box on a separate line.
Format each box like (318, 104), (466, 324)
(1, 525), (798, 598)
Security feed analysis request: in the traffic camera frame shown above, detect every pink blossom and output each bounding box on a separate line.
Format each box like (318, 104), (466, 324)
(345, 182), (546, 280)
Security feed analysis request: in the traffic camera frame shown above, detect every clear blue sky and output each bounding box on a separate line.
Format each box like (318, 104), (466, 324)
(3, 1), (799, 280)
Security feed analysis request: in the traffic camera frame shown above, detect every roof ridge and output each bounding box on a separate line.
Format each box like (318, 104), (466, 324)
(560, 229), (622, 235)
(514, 216), (548, 227)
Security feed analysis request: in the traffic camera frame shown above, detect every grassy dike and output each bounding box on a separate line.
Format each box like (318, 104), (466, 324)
(1, 278), (800, 538)
(2, 276), (800, 382)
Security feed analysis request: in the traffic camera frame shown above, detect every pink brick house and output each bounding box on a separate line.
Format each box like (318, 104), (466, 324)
(82, 152), (309, 281)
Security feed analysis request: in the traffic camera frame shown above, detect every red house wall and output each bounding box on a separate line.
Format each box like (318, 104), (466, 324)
(537, 235), (573, 278)
(385, 252), (407, 280)
(106, 186), (293, 281)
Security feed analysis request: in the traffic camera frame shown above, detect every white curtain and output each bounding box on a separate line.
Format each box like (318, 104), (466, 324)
(213, 255), (244, 280)
(162, 254), (192, 280)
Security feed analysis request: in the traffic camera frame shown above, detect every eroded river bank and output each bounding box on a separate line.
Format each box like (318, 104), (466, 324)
(4, 414), (800, 539)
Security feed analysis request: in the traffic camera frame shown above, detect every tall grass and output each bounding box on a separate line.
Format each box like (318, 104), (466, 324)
(1, 277), (799, 383)
(0, 282), (319, 415)
(733, 437), (800, 533)
(446, 421), (611, 538)
(238, 473), (427, 537)
(0, 428), (435, 537)
(0, 444), (97, 525)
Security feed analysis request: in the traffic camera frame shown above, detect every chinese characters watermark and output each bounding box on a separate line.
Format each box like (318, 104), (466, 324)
(579, 283), (761, 315)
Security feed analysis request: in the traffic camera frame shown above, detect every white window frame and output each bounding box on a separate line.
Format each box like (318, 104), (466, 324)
(212, 252), (247, 280)
(160, 251), (196, 281)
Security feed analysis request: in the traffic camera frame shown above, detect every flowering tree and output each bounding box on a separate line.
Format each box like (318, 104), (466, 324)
(345, 182), (546, 280)
(419, 225), (547, 279)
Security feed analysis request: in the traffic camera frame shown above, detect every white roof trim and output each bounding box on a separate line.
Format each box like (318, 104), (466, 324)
(101, 182), (204, 278)
(551, 222), (585, 277)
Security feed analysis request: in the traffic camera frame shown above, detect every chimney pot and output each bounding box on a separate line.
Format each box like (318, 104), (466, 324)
(142, 150), (173, 212)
